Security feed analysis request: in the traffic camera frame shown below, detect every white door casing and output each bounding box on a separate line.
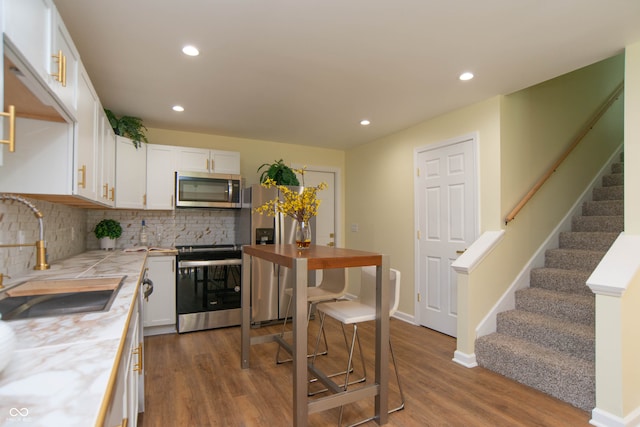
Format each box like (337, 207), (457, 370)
(414, 134), (478, 337)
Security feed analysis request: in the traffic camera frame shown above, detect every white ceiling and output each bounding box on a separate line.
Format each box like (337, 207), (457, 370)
(52, 0), (640, 150)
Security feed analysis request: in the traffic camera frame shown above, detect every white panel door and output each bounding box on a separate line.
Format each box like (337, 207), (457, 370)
(416, 136), (476, 337)
(296, 167), (339, 285)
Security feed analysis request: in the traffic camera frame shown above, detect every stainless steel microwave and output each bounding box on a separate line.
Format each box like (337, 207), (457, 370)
(175, 172), (242, 208)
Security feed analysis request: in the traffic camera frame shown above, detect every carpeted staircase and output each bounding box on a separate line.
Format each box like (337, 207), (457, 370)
(475, 153), (624, 411)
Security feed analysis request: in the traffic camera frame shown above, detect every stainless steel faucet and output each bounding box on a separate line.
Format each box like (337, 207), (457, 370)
(0, 194), (49, 270)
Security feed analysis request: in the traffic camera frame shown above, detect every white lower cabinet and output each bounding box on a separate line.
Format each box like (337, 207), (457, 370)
(104, 287), (144, 427)
(143, 255), (176, 335)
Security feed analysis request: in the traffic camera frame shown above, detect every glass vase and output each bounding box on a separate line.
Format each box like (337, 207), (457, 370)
(295, 220), (312, 249)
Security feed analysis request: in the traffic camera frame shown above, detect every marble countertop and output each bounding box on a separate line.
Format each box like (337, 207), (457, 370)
(0, 250), (149, 427)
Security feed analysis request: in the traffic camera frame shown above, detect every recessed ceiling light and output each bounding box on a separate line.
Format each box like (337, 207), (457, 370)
(182, 45), (200, 56)
(172, 105), (185, 112)
(360, 119), (371, 126)
(459, 72), (474, 81)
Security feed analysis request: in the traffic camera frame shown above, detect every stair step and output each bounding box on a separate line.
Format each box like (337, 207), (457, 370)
(530, 268), (592, 295)
(602, 173), (623, 187)
(582, 199), (623, 216)
(559, 231), (619, 251)
(544, 248), (605, 271)
(571, 215), (623, 232)
(515, 288), (594, 326)
(476, 333), (595, 411)
(497, 310), (594, 361)
(611, 161), (624, 174)
(592, 185), (623, 201)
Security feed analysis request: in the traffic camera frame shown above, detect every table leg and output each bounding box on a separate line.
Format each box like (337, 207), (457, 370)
(292, 258), (309, 426)
(241, 250), (251, 369)
(375, 255), (390, 424)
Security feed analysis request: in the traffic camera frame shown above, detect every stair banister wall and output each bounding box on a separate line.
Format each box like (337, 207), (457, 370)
(587, 41), (640, 427)
(453, 146), (622, 366)
(453, 54), (625, 365)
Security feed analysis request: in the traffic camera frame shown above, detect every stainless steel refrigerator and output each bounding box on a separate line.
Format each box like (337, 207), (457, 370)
(243, 183), (316, 325)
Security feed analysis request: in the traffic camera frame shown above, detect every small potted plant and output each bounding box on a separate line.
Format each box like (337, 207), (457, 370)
(94, 219), (122, 250)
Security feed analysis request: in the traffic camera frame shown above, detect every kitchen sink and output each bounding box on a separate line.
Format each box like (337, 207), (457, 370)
(0, 276), (126, 320)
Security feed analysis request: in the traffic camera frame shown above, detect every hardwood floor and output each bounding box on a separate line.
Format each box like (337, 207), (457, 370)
(139, 318), (591, 426)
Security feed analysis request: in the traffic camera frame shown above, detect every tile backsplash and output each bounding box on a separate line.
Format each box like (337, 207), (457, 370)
(0, 197), (86, 277)
(86, 208), (241, 249)
(0, 195), (244, 278)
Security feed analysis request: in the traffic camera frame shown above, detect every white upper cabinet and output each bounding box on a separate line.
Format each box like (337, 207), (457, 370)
(115, 136), (147, 209)
(146, 144), (177, 210)
(212, 150), (241, 174)
(3, 0), (53, 84)
(98, 108), (116, 207)
(47, 8), (79, 118)
(3, 0), (78, 120)
(75, 64), (98, 201)
(177, 147), (240, 175)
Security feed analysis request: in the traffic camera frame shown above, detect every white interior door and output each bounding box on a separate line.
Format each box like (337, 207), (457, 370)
(296, 168), (337, 248)
(415, 136), (477, 337)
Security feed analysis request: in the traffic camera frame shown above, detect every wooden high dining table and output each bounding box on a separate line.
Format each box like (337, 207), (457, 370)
(241, 244), (391, 426)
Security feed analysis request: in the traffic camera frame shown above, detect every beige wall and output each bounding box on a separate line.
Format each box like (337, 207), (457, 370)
(345, 97), (502, 317)
(456, 54), (625, 355)
(595, 40), (640, 420)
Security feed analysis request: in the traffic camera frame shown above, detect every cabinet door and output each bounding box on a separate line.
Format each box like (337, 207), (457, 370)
(211, 150), (241, 174)
(75, 66), (97, 200)
(3, 0), (53, 84)
(48, 8), (79, 118)
(115, 136), (147, 209)
(177, 147), (210, 173)
(146, 144), (177, 210)
(127, 306), (142, 426)
(99, 109), (116, 206)
(144, 256), (176, 329)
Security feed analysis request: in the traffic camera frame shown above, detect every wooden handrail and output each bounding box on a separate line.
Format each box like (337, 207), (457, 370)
(505, 81), (625, 225)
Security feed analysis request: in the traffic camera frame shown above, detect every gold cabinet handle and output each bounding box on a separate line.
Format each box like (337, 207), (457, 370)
(78, 165), (86, 188)
(103, 184), (109, 199)
(61, 53), (67, 87)
(327, 242), (335, 247)
(143, 194), (147, 206)
(0, 105), (16, 152)
(51, 50), (64, 84)
(109, 187), (115, 201)
(132, 344), (143, 374)
(456, 249), (467, 254)
(206, 158), (209, 171)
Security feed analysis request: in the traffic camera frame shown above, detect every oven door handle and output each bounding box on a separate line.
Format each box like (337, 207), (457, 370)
(178, 259), (242, 268)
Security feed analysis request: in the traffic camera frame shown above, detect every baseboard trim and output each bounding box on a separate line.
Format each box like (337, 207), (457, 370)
(452, 350), (477, 368)
(590, 406), (640, 427)
(143, 324), (177, 337)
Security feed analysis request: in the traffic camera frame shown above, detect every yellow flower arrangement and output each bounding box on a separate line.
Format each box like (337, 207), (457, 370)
(253, 168), (327, 223)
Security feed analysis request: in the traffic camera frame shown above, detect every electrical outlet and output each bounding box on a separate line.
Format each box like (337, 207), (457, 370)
(350, 223), (359, 232)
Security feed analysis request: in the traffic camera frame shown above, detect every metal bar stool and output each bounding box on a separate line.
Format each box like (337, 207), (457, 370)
(313, 266), (405, 426)
(275, 268), (347, 364)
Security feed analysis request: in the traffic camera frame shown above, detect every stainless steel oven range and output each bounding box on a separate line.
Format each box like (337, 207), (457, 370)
(176, 244), (242, 333)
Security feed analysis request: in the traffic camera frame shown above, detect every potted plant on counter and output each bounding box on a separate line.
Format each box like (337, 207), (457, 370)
(94, 219), (122, 250)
